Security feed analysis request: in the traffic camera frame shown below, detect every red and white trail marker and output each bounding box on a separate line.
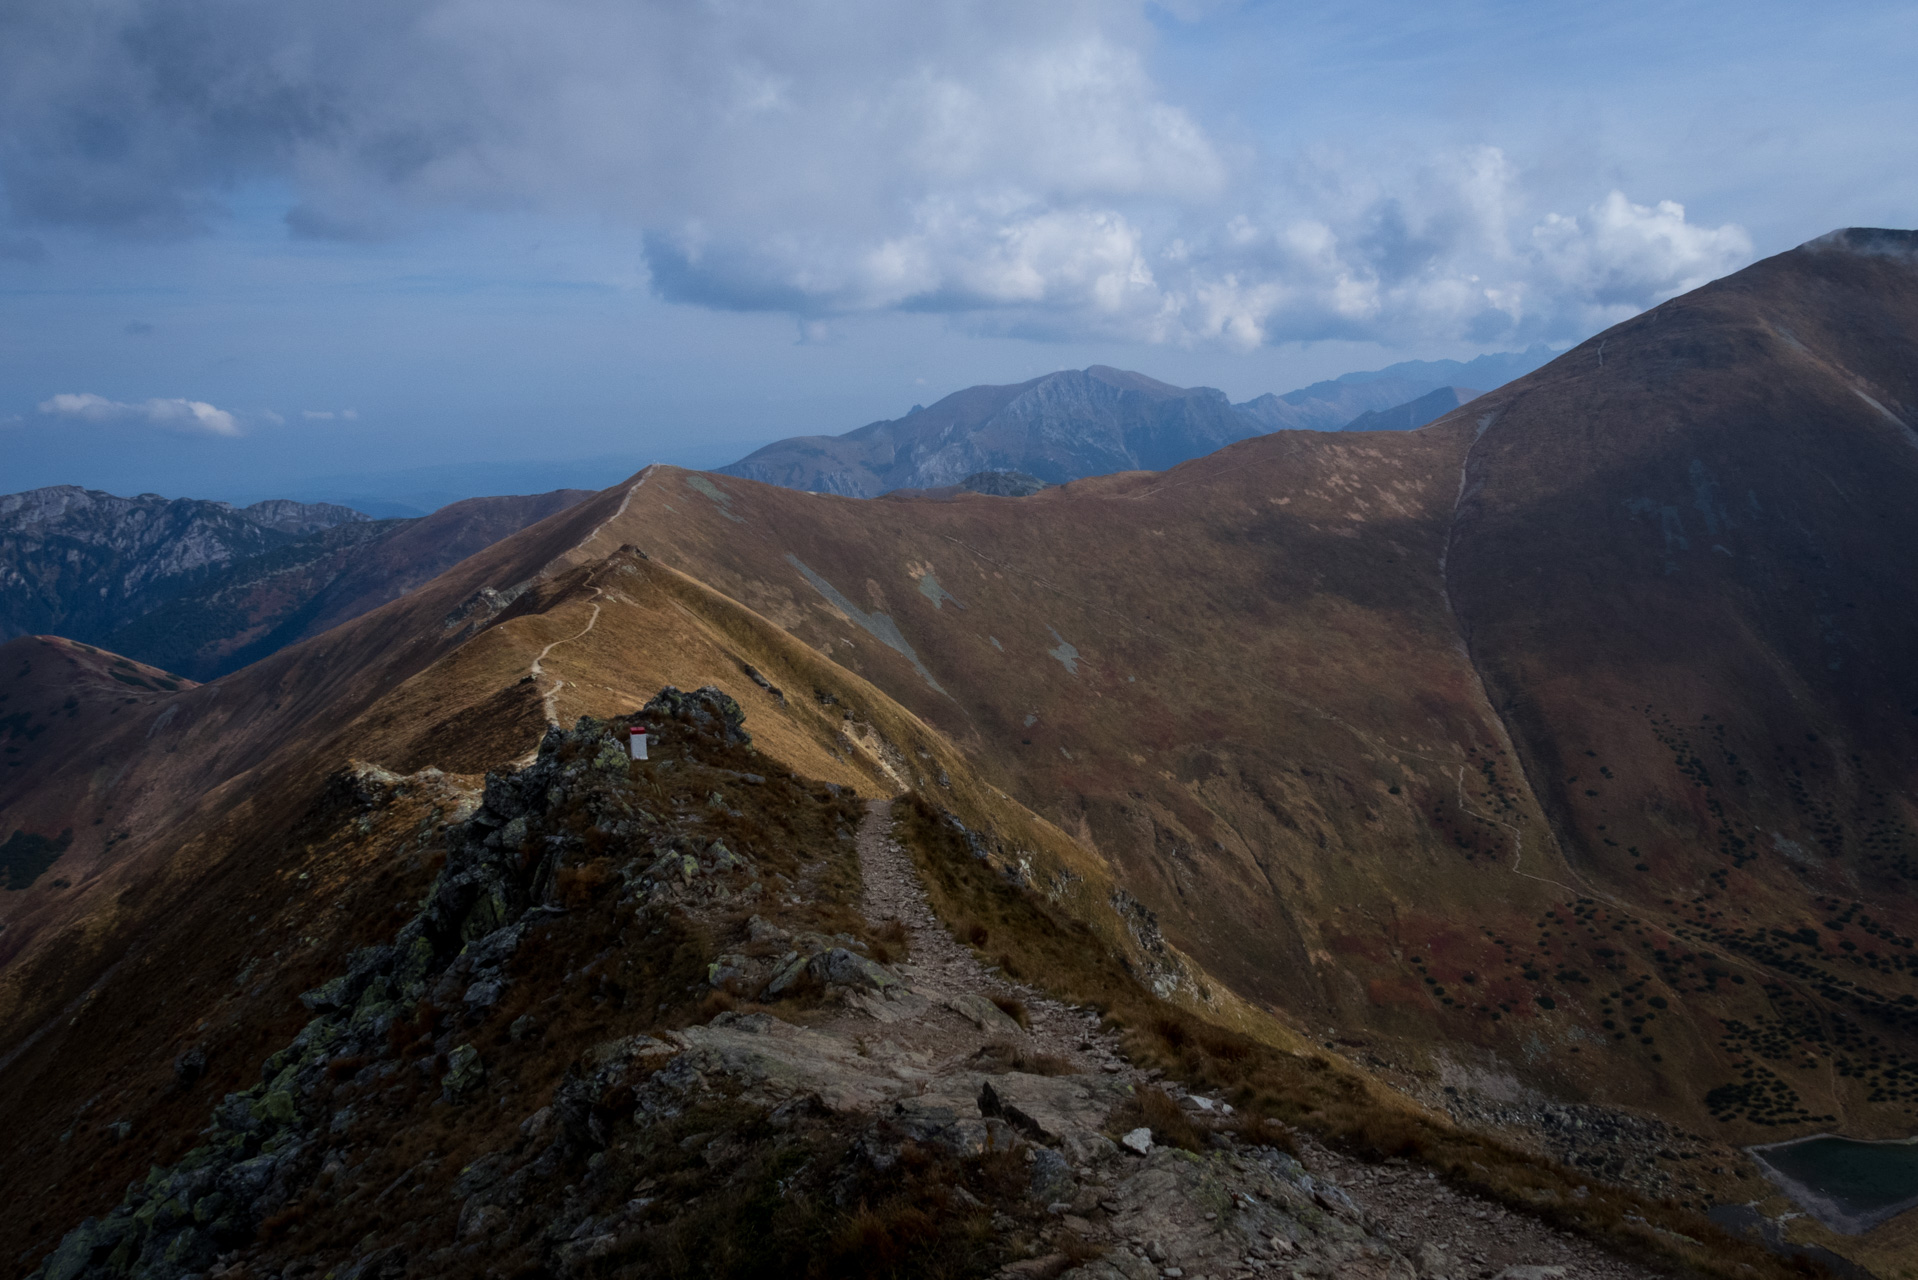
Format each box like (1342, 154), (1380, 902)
(627, 725), (649, 761)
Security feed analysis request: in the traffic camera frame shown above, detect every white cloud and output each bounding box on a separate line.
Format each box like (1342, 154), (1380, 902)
(301, 408), (358, 420)
(38, 392), (241, 436)
(0, 2), (1754, 349)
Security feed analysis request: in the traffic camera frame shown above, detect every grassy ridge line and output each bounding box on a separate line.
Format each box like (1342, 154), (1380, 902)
(629, 557), (1198, 986)
(893, 796), (1821, 1280)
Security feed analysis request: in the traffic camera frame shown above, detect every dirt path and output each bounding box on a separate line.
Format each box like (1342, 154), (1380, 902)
(854, 797), (1129, 1074)
(529, 588), (604, 725)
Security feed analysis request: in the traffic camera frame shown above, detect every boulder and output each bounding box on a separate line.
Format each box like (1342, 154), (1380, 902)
(947, 992), (1024, 1036)
(746, 915), (790, 945)
(847, 985), (932, 1024)
(442, 1044), (485, 1102)
(810, 947), (900, 991)
(761, 951), (812, 998)
(707, 954), (751, 988)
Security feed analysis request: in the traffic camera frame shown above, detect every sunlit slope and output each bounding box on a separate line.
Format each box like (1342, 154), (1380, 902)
(4, 230), (1913, 1162)
(560, 439), (1594, 1048)
(1, 527), (1235, 1092)
(536, 233), (1918, 1136)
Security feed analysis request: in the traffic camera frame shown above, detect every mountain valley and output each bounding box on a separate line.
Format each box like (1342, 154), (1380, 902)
(2, 231), (1916, 1279)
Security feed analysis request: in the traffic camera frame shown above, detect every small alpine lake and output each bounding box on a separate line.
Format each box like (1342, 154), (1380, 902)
(1749, 1133), (1918, 1234)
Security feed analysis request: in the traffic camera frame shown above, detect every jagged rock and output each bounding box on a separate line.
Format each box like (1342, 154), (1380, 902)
(746, 915), (789, 945)
(1121, 1127), (1153, 1155)
(442, 1045), (485, 1102)
(761, 951), (812, 998)
(661, 1014), (904, 1113)
(641, 684), (751, 747)
(1028, 1147), (1074, 1203)
(809, 946), (900, 991)
(707, 954), (752, 988)
(1495, 1269), (1568, 1280)
(463, 978), (503, 1009)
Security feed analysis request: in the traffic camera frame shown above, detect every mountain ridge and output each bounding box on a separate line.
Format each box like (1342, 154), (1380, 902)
(0, 485), (595, 680)
(3, 230), (1917, 1277)
(720, 346), (1555, 497)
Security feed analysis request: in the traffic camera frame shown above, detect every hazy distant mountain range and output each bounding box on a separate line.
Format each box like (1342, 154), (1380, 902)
(236, 346), (1551, 513)
(720, 345), (1552, 496)
(1338, 384), (1481, 432)
(0, 486), (590, 679)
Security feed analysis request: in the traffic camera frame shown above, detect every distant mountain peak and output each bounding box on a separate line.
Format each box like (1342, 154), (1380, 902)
(1337, 385), (1482, 433)
(721, 349), (1554, 497)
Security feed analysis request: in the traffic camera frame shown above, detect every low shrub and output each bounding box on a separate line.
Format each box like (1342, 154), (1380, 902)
(1108, 1085), (1204, 1153)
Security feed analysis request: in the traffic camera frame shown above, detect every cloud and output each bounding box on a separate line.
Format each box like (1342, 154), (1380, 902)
(301, 408), (358, 420)
(0, 2), (1752, 348)
(38, 392), (241, 436)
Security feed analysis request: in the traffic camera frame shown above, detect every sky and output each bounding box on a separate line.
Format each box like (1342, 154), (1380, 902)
(1, 0), (1912, 506)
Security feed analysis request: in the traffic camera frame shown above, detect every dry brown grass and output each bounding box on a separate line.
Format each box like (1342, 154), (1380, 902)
(556, 856), (615, 906)
(1228, 1106), (1299, 1155)
(869, 918), (911, 965)
(989, 995), (1031, 1029)
(1108, 1084), (1206, 1153)
(893, 794), (1811, 1280)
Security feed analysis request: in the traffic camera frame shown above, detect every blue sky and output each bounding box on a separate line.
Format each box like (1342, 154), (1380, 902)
(1, 0), (1911, 504)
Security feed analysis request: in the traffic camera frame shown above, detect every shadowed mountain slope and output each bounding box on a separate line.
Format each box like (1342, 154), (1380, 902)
(1339, 385), (1481, 432)
(0, 487), (593, 680)
(0, 488), (368, 644)
(593, 231), (1918, 1158)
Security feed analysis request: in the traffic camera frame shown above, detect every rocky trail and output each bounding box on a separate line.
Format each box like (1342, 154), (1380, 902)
(19, 702), (1688, 1280)
(844, 798), (1674, 1280)
(851, 797), (1129, 1074)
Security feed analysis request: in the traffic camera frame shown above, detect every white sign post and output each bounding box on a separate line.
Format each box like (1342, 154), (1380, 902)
(628, 725), (649, 760)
